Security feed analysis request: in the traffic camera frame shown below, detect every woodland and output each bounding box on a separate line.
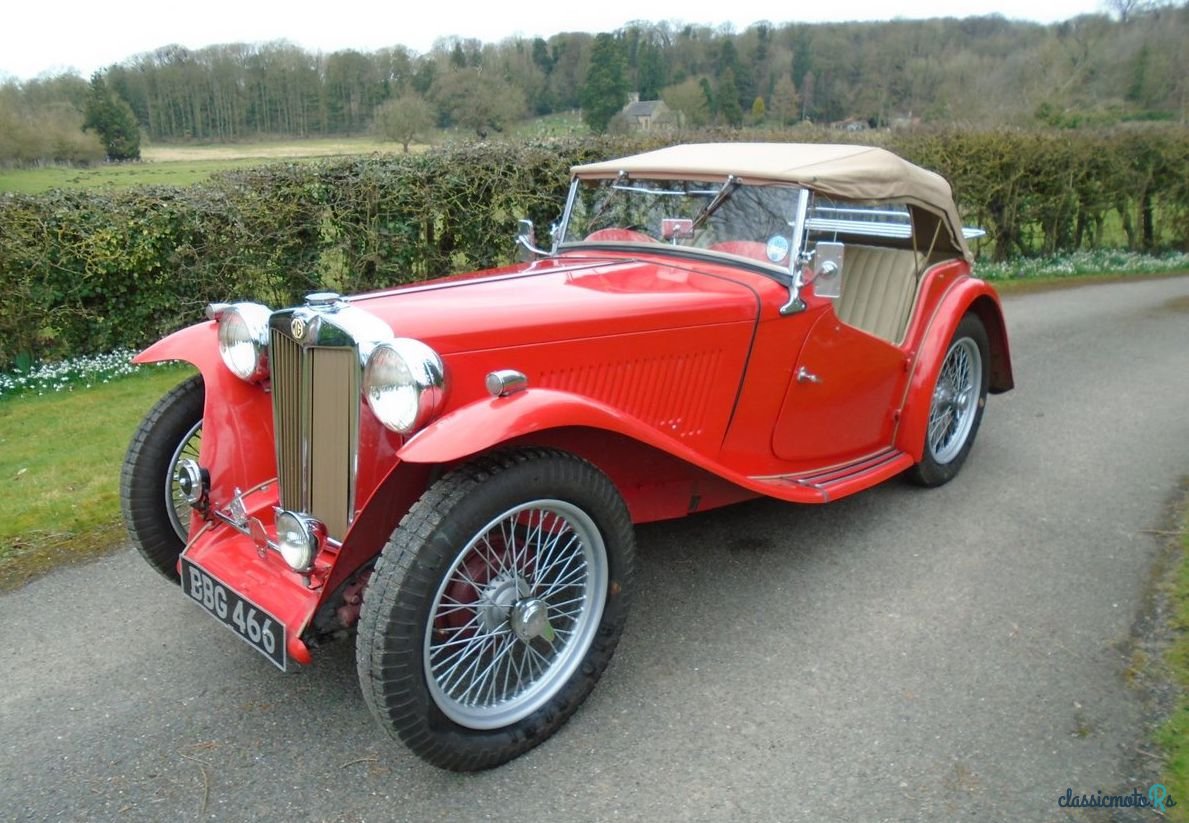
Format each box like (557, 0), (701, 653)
(0, 5), (1186, 163)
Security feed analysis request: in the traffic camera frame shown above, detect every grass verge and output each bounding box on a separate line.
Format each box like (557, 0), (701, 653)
(1157, 495), (1189, 819)
(989, 269), (1189, 294)
(0, 364), (194, 592)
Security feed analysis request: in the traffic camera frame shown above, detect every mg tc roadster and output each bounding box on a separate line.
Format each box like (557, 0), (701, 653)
(122, 143), (1013, 770)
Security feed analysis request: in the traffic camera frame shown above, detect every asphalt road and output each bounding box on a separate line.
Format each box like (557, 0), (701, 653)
(3, 276), (1188, 823)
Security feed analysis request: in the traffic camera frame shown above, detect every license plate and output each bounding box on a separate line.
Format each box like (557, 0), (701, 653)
(180, 558), (287, 670)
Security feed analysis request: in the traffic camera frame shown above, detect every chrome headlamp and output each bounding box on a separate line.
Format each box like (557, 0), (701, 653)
(274, 510), (325, 573)
(363, 339), (446, 434)
(214, 302), (272, 382)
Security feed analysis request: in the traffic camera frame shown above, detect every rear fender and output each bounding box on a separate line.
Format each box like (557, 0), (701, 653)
(133, 322), (277, 504)
(896, 280), (1013, 461)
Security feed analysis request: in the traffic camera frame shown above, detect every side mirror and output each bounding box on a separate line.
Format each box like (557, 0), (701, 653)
(517, 218), (535, 247)
(515, 218), (550, 260)
(811, 242), (844, 299)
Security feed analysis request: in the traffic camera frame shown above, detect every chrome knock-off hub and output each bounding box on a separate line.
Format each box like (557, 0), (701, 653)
(475, 572), (531, 632)
(510, 599), (553, 642)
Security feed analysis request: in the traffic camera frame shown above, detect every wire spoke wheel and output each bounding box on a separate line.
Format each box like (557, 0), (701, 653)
(909, 314), (990, 488)
(927, 337), (982, 465)
(425, 500), (608, 729)
(356, 450), (635, 771)
(166, 420), (202, 541)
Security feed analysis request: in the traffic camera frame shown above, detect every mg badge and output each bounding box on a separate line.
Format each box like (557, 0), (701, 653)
(291, 317), (306, 340)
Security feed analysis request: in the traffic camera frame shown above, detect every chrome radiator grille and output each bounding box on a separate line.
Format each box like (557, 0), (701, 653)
(270, 328), (358, 540)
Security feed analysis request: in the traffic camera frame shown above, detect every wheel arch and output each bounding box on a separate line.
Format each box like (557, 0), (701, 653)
(377, 389), (761, 526)
(896, 281), (1011, 461)
(398, 387), (723, 475)
(134, 321), (222, 375)
(133, 321), (277, 502)
(968, 293), (1014, 395)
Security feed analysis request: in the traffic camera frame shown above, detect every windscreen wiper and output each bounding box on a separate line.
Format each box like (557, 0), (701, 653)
(692, 175), (740, 230)
(587, 170), (630, 227)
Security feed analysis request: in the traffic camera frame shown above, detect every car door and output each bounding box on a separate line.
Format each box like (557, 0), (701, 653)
(771, 307), (908, 467)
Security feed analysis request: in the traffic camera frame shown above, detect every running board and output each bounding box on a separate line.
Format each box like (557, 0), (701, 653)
(748, 447), (914, 503)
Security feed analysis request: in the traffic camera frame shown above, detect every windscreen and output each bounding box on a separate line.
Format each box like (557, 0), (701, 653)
(561, 177), (806, 269)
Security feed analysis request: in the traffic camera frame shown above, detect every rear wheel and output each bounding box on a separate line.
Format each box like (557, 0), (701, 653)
(356, 450), (635, 771)
(120, 374), (204, 582)
(909, 314), (989, 487)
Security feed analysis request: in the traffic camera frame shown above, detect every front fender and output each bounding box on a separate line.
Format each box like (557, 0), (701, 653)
(397, 387), (712, 466)
(134, 322), (277, 504)
(895, 278), (1013, 461)
(134, 321), (224, 374)
(395, 388), (836, 506)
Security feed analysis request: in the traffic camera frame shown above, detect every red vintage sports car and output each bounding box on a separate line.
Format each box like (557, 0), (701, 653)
(122, 142), (1013, 770)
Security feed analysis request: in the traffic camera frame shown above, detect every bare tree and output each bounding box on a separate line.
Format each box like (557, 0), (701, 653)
(373, 94), (435, 153)
(430, 69), (526, 138)
(769, 74), (800, 125)
(1104, 0), (1146, 22)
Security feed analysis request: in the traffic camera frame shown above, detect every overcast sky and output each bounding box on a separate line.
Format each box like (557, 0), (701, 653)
(3, 0), (1109, 81)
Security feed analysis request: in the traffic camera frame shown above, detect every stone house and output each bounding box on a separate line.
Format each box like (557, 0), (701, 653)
(621, 94), (675, 131)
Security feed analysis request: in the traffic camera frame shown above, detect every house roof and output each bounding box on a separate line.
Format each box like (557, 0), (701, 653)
(623, 100), (665, 118)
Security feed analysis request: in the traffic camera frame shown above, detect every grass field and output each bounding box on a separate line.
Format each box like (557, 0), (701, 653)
(0, 136), (410, 194)
(506, 110), (586, 138)
(0, 116), (597, 194)
(0, 116), (594, 194)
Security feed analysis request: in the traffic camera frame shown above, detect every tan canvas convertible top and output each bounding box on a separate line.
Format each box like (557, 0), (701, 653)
(572, 143), (972, 261)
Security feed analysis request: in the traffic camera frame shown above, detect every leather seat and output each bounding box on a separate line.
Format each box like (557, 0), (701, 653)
(835, 245), (923, 344)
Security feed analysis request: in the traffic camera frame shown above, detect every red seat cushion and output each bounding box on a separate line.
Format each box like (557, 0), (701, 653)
(709, 241), (773, 263)
(584, 228), (655, 243)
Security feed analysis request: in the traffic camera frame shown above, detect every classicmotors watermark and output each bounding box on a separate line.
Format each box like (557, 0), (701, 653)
(1058, 784), (1176, 813)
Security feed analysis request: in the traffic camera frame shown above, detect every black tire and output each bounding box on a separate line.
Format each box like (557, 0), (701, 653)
(356, 449), (635, 771)
(908, 313), (990, 487)
(120, 374), (204, 582)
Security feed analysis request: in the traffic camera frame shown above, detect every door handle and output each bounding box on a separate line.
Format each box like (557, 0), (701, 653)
(796, 366), (822, 384)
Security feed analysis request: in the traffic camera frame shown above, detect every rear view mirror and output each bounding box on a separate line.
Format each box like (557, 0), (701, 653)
(812, 242), (845, 299)
(662, 218), (694, 241)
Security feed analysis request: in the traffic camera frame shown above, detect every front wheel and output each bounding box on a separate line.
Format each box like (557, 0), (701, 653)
(908, 314), (990, 487)
(120, 374), (204, 582)
(356, 450), (635, 771)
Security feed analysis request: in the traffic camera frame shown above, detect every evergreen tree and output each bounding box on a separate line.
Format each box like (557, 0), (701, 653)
(82, 73), (141, 161)
(717, 68), (743, 127)
(699, 77), (716, 116)
(450, 42), (467, 69)
(637, 42), (666, 100)
(531, 38), (554, 74)
(581, 33), (628, 133)
(718, 39), (753, 114)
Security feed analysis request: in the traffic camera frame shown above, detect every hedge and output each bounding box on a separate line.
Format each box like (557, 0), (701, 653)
(1, 128), (1185, 366)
